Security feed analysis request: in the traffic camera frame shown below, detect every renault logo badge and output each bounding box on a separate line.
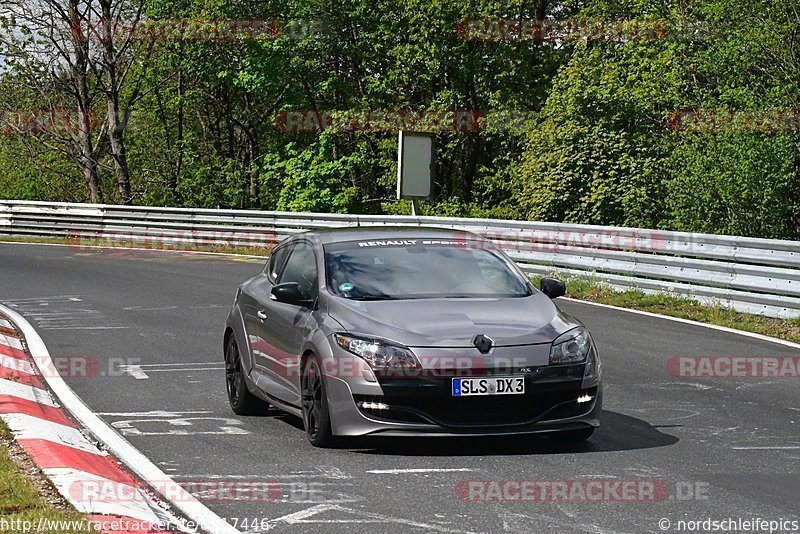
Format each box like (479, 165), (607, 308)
(473, 334), (494, 354)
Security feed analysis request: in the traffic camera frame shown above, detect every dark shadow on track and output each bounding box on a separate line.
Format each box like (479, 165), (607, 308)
(271, 412), (305, 431)
(238, 407), (307, 431)
(346, 411), (677, 455)
(262, 410), (679, 455)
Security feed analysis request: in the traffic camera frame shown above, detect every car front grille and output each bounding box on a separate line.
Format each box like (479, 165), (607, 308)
(355, 368), (594, 427)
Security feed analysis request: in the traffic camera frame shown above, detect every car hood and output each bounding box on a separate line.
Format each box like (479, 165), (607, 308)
(325, 292), (579, 347)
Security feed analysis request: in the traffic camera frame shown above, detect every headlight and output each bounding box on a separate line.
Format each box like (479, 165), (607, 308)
(334, 334), (421, 370)
(550, 327), (592, 365)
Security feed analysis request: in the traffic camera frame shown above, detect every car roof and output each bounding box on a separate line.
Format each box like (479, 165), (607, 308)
(298, 225), (480, 245)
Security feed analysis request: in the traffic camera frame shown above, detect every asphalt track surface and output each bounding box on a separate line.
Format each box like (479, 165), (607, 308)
(1, 242), (799, 534)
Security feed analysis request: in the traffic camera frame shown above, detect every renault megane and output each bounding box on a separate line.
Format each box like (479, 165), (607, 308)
(223, 227), (602, 447)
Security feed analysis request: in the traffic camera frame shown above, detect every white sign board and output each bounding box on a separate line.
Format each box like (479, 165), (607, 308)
(397, 131), (433, 199)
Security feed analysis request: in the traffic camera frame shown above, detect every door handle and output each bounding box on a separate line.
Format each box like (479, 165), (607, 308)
(257, 310), (267, 321)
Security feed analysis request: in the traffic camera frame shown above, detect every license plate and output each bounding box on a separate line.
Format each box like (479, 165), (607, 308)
(452, 376), (525, 397)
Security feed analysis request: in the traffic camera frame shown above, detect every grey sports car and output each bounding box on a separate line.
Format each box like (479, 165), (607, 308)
(224, 227), (602, 447)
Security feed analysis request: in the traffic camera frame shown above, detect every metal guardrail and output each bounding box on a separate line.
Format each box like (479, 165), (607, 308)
(2, 199), (799, 318)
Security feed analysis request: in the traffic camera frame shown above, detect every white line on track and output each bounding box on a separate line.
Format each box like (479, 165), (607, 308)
(180, 467), (350, 480)
(124, 306), (178, 311)
(1, 295), (82, 302)
(119, 363), (225, 379)
(38, 326), (130, 330)
(732, 446), (800, 450)
(135, 363), (223, 367)
(122, 365), (148, 379)
(3, 296), (127, 330)
(96, 410), (214, 417)
(179, 474), (344, 480)
(366, 468), (475, 474)
(19, 311), (99, 316)
(264, 504), (477, 533)
(31, 318), (101, 323)
(562, 297), (800, 350)
(145, 368), (223, 373)
(124, 305), (228, 311)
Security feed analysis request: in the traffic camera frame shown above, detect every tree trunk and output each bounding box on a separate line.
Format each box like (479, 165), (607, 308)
(107, 100), (132, 204)
(100, 0), (132, 204)
(78, 113), (102, 203)
(174, 65), (185, 193)
(69, 0), (102, 202)
(463, 136), (481, 204)
(244, 98), (260, 203)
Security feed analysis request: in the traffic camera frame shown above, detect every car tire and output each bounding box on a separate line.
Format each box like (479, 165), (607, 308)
(555, 427), (595, 442)
(301, 355), (336, 448)
(225, 336), (267, 415)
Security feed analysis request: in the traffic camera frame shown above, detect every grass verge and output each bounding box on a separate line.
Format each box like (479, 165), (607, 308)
(538, 276), (800, 344)
(0, 421), (95, 533)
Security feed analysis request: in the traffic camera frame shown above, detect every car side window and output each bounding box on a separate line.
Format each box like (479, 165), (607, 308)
(278, 242), (318, 299)
(267, 245), (292, 282)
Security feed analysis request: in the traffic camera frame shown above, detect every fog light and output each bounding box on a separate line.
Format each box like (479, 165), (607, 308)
(577, 394), (592, 404)
(358, 401), (389, 410)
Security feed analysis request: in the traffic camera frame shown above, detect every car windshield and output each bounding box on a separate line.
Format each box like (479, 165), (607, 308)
(324, 238), (531, 300)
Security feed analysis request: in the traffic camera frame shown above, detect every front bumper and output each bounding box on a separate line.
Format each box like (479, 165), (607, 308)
(326, 366), (602, 437)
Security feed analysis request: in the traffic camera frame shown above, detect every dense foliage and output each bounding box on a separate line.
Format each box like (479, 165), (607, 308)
(1, 0), (798, 238)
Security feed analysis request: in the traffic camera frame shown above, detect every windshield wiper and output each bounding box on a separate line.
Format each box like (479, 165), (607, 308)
(348, 295), (397, 301)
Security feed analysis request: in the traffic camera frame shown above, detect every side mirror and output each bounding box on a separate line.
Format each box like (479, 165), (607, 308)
(540, 277), (566, 299)
(271, 282), (313, 307)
